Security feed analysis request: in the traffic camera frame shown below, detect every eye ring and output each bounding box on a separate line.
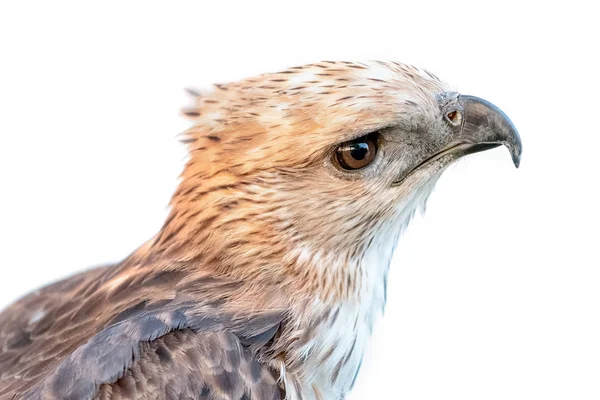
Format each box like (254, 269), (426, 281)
(335, 133), (378, 170)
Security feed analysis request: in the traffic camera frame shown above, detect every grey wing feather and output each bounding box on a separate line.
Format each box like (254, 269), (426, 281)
(93, 329), (283, 400)
(21, 306), (282, 400)
(0, 267), (285, 400)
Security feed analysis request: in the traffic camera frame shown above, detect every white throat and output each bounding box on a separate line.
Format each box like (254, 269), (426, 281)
(283, 180), (438, 400)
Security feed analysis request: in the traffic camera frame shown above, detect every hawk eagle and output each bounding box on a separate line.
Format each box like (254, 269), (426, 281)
(0, 61), (521, 400)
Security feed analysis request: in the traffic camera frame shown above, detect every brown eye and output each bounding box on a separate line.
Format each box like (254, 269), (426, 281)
(335, 134), (377, 170)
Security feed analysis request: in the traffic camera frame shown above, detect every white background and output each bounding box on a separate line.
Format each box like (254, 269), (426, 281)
(0, 1), (598, 399)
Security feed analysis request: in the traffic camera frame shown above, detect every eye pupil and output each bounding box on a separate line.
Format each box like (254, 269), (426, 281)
(350, 142), (369, 160)
(335, 133), (378, 170)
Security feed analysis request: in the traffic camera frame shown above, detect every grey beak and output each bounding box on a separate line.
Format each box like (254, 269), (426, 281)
(459, 95), (522, 168)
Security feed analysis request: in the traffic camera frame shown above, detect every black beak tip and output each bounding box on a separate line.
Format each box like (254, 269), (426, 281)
(504, 120), (522, 169)
(512, 144), (522, 168)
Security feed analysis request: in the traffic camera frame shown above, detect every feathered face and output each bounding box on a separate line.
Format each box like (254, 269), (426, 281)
(158, 61), (520, 296)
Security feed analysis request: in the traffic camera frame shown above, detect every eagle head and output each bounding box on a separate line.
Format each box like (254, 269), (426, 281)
(152, 61), (521, 306)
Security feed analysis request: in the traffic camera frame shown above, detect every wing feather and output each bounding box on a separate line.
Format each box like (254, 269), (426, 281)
(0, 266), (285, 400)
(93, 329), (283, 400)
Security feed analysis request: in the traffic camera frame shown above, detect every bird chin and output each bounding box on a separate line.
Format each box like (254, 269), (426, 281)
(391, 142), (502, 187)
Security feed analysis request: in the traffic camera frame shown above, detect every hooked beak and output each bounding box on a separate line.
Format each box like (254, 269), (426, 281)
(458, 94), (522, 168)
(392, 94), (521, 186)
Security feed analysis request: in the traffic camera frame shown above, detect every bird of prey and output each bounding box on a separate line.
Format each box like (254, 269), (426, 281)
(0, 60), (521, 400)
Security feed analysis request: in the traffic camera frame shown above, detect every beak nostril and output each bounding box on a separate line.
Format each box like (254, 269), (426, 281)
(446, 110), (462, 126)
